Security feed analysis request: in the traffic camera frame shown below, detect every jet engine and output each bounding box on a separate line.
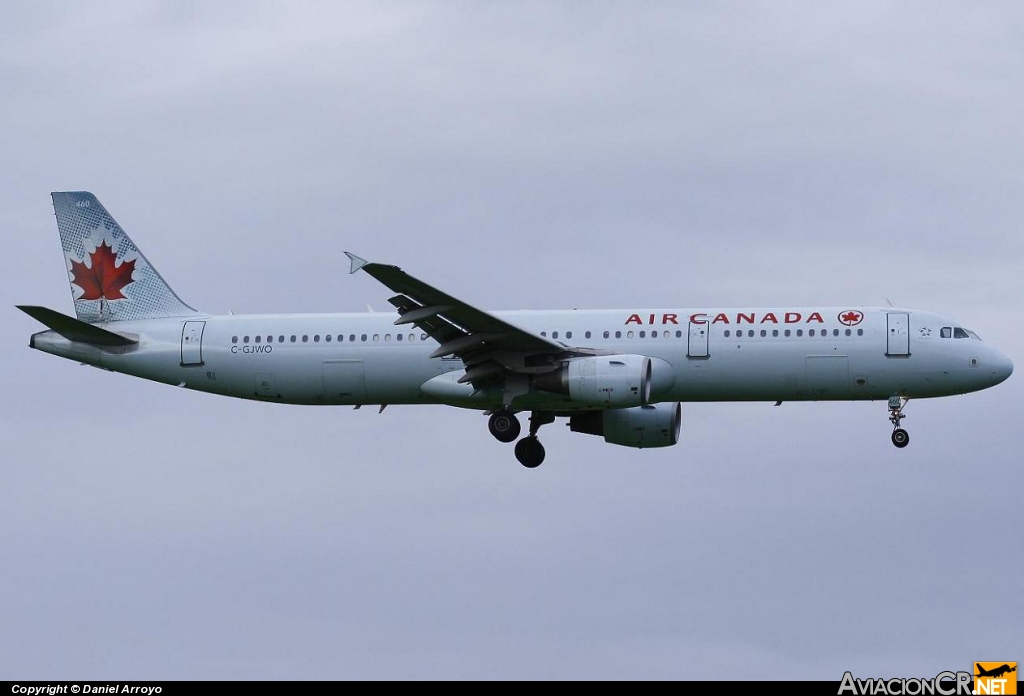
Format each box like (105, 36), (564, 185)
(569, 402), (682, 448)
(533, 354), (652, 407)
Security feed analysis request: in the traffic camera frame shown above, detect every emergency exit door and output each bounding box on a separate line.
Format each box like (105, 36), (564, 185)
(688, 320), (709, 358)
(181, 321), (206, 366)
(886, 312), (910, 357)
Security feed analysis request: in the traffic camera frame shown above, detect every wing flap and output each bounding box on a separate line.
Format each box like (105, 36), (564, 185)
(351, 254), (570, 390)
(360, 259), (563, 354)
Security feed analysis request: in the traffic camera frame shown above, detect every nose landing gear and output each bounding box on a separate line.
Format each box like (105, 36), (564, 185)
(888, 396), (910, 448)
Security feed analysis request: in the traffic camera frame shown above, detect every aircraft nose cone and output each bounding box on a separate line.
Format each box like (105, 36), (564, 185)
(997, 353), (1014, 383)
(989, 350), (1013, 386)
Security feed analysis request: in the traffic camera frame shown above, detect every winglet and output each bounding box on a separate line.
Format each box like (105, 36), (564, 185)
(345, 252), (369, 274)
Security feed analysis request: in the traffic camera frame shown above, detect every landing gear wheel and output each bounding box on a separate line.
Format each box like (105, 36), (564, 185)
(515, 436), (545, 468)
(488, 411), (521, 443)
(887, 396), (910, 448)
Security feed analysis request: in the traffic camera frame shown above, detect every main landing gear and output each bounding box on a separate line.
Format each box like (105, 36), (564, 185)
(888, 396), (910, 448)
(487, 410), (553, 468)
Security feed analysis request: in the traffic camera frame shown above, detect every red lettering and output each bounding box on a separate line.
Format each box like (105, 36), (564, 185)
(785, 312), (801, 323)
(760, 312), (779, 324)
(648, 313), (656, 325)
(690, 313), (707, 324)
(712, 313), (730, 324)
(626, 314), (643, 325)
(737, 312), (754, 324)
(662, 313), (679, 325)
(806, 312), (824, 323)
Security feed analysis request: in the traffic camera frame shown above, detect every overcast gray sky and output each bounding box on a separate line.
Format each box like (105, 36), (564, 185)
(2, 1), (1021, 680)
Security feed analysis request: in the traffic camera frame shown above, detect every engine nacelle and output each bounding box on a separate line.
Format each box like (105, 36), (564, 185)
(533, 354), (651, 407)
(569, 402), (682, 448)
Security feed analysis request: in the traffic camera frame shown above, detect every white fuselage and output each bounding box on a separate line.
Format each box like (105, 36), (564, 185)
(29, 306), (1013, 411)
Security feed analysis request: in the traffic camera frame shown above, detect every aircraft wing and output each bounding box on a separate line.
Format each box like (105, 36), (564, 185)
(346, 253), (570, 389)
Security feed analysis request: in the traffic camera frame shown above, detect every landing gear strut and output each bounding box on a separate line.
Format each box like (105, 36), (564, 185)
(514, 411), (554, 468)
(488, 409), (521, 443)
(888, 396), (910, 448)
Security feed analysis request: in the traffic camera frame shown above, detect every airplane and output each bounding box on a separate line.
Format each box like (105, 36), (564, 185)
(18, 192), (1014, 468)
(975, 664), (1016, 679)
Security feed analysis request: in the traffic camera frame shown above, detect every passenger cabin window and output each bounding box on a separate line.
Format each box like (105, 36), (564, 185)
(603, 331), (610, 339)
(279, 335), (284, 343)
(585, 331), (592, 339)
(231, 336), (238, 344)
(243, 336), (250, 344)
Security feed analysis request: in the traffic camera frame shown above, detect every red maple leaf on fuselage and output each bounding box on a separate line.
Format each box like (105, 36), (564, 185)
(841, 311), (862, 324)
(70, 241), (136, 301)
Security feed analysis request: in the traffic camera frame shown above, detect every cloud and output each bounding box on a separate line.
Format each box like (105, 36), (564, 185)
(2, 1), (1021, 679)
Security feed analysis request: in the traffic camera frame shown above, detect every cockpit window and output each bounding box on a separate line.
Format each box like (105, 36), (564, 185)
(941, 327), (952, 338)
(966, 329), (981, 340)
(953, 327), (970, 339)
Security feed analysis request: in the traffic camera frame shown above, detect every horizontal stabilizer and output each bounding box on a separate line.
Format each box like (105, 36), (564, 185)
(17, 305), (138, 346)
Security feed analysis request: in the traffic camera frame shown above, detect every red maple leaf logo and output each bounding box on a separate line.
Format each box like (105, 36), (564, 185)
(69, 241), (136, 301)
(838, 310), (863, 326)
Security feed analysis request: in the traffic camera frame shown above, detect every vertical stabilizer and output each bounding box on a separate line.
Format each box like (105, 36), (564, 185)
(52, 192), (197, 323)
